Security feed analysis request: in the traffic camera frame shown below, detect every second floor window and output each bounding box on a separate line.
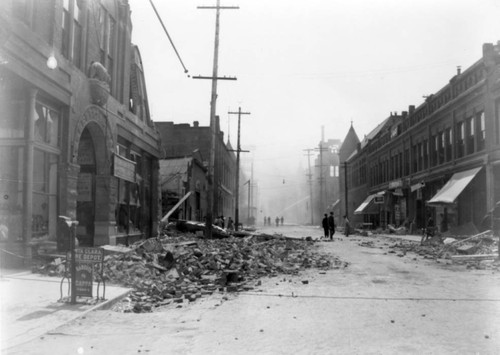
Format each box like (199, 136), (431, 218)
(476, 112), (485, 151)
(61, 0), (83, 68)
(99, 6), (116, 93)
(466, 116), (475, 155)
(445, 128), (453, 161)
(61, 0), (70, 58)
(456, 121), (465, 158)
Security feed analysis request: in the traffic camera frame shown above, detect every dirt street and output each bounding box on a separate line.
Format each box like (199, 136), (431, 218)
(4, 225), (500, 355)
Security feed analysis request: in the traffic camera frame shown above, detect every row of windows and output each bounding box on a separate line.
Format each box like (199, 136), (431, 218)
(349, 111), (487, 189)
(13, 0), (117, 94)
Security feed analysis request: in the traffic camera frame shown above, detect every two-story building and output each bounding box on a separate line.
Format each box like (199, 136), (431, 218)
(342, 42), (500, 234)
(156, 119), (237, 223)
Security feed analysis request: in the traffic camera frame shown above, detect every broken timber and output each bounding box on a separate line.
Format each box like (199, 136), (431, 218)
(451, 254), (498, 262)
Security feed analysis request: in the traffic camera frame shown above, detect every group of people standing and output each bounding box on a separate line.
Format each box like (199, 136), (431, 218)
(322, 212), (350, 240)
(263, 216), (284, 227)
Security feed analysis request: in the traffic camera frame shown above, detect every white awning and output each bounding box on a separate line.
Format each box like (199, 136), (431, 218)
(354, 194), (376, 215)
(427, 167), (482, 205)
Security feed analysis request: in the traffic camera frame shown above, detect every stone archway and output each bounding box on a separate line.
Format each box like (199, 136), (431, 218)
(72, 106), (114, 175)
(72, 106), (117, 246)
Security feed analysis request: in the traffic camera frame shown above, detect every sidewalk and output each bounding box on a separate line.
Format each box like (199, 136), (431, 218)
(0, 270), (130, 351)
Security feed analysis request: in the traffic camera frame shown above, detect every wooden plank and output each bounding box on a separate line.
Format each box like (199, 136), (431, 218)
(451, 254), (497, 262)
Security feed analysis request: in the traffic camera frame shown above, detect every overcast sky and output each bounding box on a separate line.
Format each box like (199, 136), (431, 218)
(128, 0), (500, 216)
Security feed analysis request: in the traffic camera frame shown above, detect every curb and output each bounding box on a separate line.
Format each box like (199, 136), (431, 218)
(90, 288), (131, 311)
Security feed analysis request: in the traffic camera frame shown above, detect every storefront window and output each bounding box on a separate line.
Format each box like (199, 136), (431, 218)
(0, 146), (24, 241)
(34, 102), (59, 147)
(32, 150), (58, 239)
(0, 97), (26, 139)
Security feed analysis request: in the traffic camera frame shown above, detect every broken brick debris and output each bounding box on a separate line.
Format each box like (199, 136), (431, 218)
(34, 231), (344, 313)
(387, 230), (499, 270)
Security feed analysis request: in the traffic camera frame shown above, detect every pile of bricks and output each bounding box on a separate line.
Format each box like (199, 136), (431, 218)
(105, 233), (344, 313)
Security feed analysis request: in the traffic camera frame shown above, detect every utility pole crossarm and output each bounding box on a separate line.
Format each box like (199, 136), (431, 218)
(197, 6), (240, 9)
(192, 76), (237, 80)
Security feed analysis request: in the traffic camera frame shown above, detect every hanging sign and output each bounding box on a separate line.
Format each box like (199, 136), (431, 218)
(113, 154), (136, 183)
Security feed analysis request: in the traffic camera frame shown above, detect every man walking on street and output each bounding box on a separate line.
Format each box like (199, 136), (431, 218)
(322, 214), (329, 239)
(328, 212), (336, 240)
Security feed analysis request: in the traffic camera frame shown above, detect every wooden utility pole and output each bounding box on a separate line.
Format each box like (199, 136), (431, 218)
(228, 107), (250, 231)
(304, 148), (314, 225)
(194, 1), (238, 238)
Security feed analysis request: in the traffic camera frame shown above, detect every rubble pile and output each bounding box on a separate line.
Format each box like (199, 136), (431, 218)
(104, 234), (344, 312)
(388, 231), (500, 270)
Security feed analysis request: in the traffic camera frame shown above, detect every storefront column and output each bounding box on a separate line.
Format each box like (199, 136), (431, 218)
(23, 88), (37, 258)
(485, 164), (496, 228)
(94, 174), (118, 246)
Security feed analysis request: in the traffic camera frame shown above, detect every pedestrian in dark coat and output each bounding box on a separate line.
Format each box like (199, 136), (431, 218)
(328, 212), (336, 240)
(322, 214), (329, 239)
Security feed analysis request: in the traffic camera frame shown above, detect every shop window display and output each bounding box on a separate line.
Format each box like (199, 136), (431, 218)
(32, 150), (58, 239)
(34, 102), (59, 147)
(0, 147), (24, 241)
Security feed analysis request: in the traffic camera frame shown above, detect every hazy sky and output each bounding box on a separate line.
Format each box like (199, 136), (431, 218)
(128, 0), (500, 215)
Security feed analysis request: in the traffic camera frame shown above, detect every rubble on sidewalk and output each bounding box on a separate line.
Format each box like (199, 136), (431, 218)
(33, 228), (346, 313)
(387, 230), (499, 270)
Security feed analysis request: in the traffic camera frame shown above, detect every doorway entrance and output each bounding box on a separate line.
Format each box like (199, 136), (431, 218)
(76, 128), (96, 246)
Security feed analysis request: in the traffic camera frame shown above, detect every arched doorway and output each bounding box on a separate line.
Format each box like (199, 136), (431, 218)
(76, 128), (96, 246)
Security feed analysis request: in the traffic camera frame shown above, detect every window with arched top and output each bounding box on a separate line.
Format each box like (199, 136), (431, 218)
(129, 46), (151, 123)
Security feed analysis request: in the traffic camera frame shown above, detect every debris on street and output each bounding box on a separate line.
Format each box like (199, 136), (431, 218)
(33, 226), (347, 313)
(387, 230), (499, 270)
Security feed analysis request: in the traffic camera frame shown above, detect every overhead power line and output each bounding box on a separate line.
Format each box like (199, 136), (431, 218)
(149, 0), (189, 74)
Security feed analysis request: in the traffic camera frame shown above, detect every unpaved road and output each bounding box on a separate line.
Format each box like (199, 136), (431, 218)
(5, 225), (500, 354)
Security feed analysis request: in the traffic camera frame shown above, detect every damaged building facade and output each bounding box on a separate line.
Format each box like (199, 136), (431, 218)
(342, 42), (500, 234)
(156, 120), (238, 223)
(0, 0), (162, 263)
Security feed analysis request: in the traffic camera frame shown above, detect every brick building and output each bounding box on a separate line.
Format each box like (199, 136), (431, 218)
(313, 138), (341, 224)
(156, 119), (238, 223)
(0, 0), (162, 263)
(342, 42), (500, 234)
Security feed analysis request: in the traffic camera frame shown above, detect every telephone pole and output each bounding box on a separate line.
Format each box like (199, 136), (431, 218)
(228, 107), (250, 231)
(194, 1), (238, 238)
(304, 148), (314, 225)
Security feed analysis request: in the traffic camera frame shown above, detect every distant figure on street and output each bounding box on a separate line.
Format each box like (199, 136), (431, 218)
(227, 217), (234, 230)
(220, 215), (225, 229)
(422, 214), (434, 244)
(328, 212), (336, 240)
(344, 215), (350, 237)
(322, 214), (329, 239)
(280, 216), (284, 226)
(264, 216), (267, 226)
(275, 217), (279, 227)
(267, 217), (271, 226)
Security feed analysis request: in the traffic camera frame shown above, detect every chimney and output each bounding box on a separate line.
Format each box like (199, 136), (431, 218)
(409, 105), (415, 115)
(193, 121), (199, 127)
(456, 66), (461, 75)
